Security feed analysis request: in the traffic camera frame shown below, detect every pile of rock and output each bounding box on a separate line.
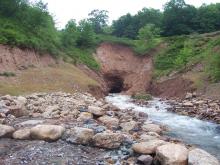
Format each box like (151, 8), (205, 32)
(168, 92), (220, 123)
(0, 92), (219, 164)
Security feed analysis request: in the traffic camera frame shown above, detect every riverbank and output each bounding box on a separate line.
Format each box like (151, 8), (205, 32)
(0, 92), (219, 164)
(166, 92), (220, 124)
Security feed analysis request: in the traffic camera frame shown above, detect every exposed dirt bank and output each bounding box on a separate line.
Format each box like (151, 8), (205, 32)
(150, 76), (195, 99)
(95, 42), (154, 95)
(0, 45), (56, 72)
(0, 44), (103, 97)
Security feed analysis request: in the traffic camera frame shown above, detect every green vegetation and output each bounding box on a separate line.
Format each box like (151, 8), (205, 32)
(0, 72), (16, 77)
(0, 0), (219, 81)
(132, 93), (153, 101)
(112, 0), (220, 38)
(97, 34), (162, 55)
(154, 34), (220, 82)
(0, 0), (99, 70)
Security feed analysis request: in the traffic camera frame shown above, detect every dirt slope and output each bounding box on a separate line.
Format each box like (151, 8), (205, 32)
(95, 42), (154, 95)
(0, 45), (56, 71)
(0, 44), (103, 97)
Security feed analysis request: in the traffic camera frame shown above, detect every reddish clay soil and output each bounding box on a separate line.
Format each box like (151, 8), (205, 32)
(150, 76), (195, 99)
(95, 42), (154, 95)
(0, 43), (198, 99)
(0, 45), (56, 72)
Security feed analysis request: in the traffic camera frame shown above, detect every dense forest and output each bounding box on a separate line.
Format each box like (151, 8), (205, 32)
(0, 0), (220, 80)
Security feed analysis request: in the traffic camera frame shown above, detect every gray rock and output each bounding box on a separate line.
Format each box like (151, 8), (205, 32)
(156, 143), (188, 165)
(120, 120), (138, 132)
(137, 155), (153, 165)
(98, 115), (119, 128)
(0, 124), (15, 138)
(67, 127), (94, 145)
(88, 106), (105, 116)
(132, 140), (166, 154)
(142, 123), (162, 134)
(77, 112), (93, 122)
(42, 105), (59, 118)
(30, 124), (65, 141)
(93, 132), (124, 149)
(17, 120), (44, 127)
(12, 128), (31, 140)
(188, 148), (220, 165)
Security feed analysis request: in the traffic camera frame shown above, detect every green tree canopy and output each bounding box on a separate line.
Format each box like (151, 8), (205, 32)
(162, 0), (197, 36)
(88, 9), (109, 34)
(61, 19), (79, 47)
(76, 19), (95, 47)
(112, 8), (162, 39)
(138, 24), (160, 42)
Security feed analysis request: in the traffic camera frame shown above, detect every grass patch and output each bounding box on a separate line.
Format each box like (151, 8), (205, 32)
(0, 72), (16, 77)
(0, 64), (99, 96)
(64, 47), (100, 70)
(131, 93), (153, 100)
(97, 34), (162, 55)
(154, 34), (220, 82)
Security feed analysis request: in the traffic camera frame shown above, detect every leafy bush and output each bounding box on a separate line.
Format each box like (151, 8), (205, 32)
(131, 93), (153, 100)
(0, 72), (16, 77)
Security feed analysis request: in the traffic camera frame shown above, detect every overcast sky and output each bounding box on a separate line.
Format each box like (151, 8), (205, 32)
(41, 0), (220, 28)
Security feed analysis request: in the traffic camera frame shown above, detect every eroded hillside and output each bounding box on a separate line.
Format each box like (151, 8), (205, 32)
(95, 43), (154, 95)
(0, 44), (103, 97)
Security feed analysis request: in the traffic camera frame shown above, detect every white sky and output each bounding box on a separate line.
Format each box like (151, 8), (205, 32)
(41, 0), (220, 28)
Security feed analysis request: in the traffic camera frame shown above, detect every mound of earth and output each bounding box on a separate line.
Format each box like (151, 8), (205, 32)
(0, 44), (104, 97)
(95, 42), (154, 95)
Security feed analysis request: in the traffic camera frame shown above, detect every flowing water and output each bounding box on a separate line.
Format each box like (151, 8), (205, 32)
(105, 94), (220, 160)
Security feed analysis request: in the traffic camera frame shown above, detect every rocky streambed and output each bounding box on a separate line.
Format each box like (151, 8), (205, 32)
(0, 92), (219, 165)
(167, 92), (220, 124)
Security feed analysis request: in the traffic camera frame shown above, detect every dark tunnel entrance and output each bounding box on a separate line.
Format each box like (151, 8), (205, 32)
(104, 74), (124, 93)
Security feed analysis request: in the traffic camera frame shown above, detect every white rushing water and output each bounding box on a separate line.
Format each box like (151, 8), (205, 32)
(105, 94), (220, 159)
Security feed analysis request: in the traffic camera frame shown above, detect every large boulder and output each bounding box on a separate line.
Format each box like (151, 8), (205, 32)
(120, 120), (138, 132)
(66, 127), (94, 145)
(142, 123), (162, 134)
(132, 140), (166, 154)
(156, 143), (188, 165)
(0, 124), (15, 138)
(88, 106), (105, 116)
(139, 133), (160, 141)
(98, 116), (119, 128)
(137, 155), (153, 165)
(12, 128), (31, 140)
(93, 132), (124, 149)
(30, 125), (65, 141)
(188, 148), (219, 165)
(7, 96), (28, 117)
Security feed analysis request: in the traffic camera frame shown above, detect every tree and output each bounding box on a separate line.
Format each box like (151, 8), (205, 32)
(112, 8), (162, 39)
(0, 0), (27, 17)
(77, 20), (95, 47)
(88, 9), (109, 34)
(112, 13), (137, 39)
(136, 8), (162, 29)
(138, 24), (160, 42)
(196, 3), (220, 33)
(61, 19), (79, 47)
(162, 0), (197, 36)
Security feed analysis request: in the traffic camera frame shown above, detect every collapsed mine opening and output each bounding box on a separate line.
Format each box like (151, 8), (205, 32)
(104, 74), (124, 93)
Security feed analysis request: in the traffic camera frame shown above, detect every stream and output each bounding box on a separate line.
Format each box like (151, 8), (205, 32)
(105, 94), (220, 160)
